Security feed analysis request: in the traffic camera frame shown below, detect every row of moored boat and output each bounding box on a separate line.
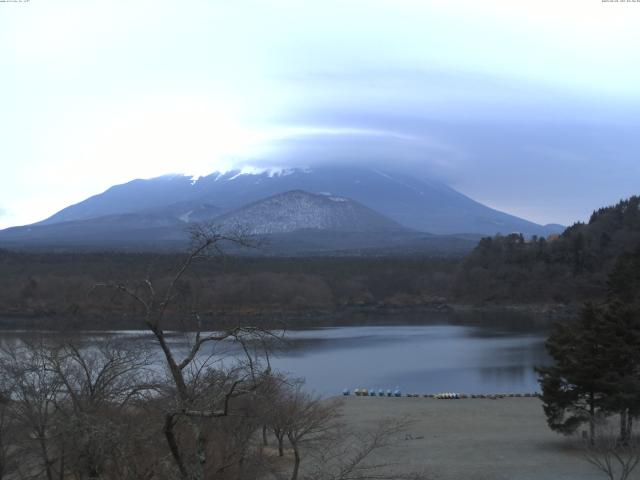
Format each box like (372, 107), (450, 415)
(343, 388), (540, 399)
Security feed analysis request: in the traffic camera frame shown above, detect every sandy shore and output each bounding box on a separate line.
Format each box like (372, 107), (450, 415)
(337, 397), (604, 480)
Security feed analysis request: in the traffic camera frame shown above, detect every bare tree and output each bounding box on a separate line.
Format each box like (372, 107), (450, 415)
(305, 418), (429, 480)
(0, 342), (63, 480)
(267, 381), (295, 458)
(580, 425), (640, 480)
(0, 385), (17, 480)
(49, 340), (155, 412)
(47, 340), (158, 480)
(94, 223), (277, 480)
(283, 387), (340, 480)
(253, 371), (288, 452)
(0, 338), (166, 480)
(261, 383), (428, 480)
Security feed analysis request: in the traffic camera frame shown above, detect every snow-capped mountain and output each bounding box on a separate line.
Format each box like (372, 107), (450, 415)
(0, 188), (481, 255)
(0, 179), (485, 254)
(36, 166), (563, 236)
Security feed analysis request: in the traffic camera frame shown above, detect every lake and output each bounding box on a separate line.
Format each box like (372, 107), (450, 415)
(268, 324), (548, 396)
(0, 311), (551, 397)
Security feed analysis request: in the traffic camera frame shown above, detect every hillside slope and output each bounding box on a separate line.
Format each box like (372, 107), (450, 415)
(216, 190), (407, 234)
(453, 196), (640, 302)
(0, 189), (481, 255)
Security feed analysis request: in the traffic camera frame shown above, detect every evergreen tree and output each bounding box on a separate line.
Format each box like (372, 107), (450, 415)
(597, 301), (640, 443)
(454, 195), (640, 303)
(607, 245), (640, 306)
(537, 304), (608, 442)
(600, 247), (640, 442)
(538, 246), (640, 443)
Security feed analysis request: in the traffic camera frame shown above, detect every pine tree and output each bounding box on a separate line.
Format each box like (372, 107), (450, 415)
(600, 247), (640, 443)
(538, 246), (640, 443)
(597, 301), (640, 443)
(537, 304), (609, 443)
(607, 246), (640, 306)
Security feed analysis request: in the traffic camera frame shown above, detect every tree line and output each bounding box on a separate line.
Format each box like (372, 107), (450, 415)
(0, 249), (457, 328)
(453, 196), (640, 303)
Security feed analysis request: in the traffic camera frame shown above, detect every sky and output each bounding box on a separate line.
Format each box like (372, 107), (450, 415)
(1, 0), (639, 228)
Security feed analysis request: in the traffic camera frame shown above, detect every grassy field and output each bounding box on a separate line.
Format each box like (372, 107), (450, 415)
(336, 397), (605, 480)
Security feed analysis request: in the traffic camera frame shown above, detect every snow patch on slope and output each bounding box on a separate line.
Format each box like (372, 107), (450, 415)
(225, 166), (310, 181)
(179, 210), (193, 223)
(216, 190), (403, 235)
(373, 169), (423, 195)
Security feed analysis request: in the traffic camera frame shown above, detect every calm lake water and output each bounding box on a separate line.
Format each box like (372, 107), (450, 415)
(0, 311), (551, 397)
(268, 324), (548, 396)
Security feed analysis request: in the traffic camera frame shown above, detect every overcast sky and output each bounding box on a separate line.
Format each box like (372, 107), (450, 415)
(1, 0), (639, 228)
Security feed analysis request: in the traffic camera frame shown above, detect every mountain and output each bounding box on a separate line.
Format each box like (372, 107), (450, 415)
(0, 213), (188, 250)
(216, 190), (406, 234)
(0, 200), (223, 250)
(37, 166), (563, 236)
(144, 201), (222, 223)
(0, 187), (482, 255)
(0, 166), (564, 254)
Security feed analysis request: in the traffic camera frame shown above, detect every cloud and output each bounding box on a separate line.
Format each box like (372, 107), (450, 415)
(1, 1), (639, 228)
(238, 87), (640, 226)
(239, 127), (461, 181)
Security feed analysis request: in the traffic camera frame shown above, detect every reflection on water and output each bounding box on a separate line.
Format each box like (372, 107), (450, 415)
(0, 312), (551, 397)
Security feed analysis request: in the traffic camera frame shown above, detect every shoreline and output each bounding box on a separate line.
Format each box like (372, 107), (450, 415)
(0, 302), (576, 331)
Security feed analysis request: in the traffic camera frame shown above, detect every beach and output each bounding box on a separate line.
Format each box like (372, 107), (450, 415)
(337, 397), (605, 480)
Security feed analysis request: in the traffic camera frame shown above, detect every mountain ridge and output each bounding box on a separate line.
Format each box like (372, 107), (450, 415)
(35, 166), (563, 236)
(0, 185), (483, 255)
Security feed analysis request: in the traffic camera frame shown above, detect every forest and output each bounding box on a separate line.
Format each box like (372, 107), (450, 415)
(0, 249), (457, 328)
(453, 196), (640, 303)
